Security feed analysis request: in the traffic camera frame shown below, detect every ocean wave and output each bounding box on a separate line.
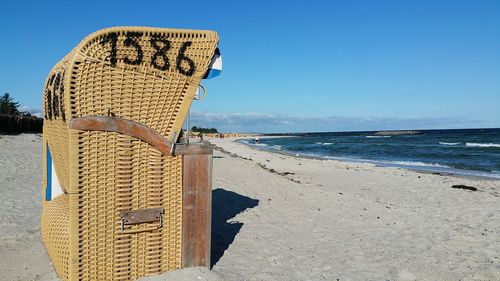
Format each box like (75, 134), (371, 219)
(316, 142), (334, 145)
(271, 145), (282, 150)
(242, 141), (268, 147)
(322, 156), (500, 178)
(465, 142), (500, 148)
(379, 160), (450, 168)
(366, 135), (391, 138)
(324, 156), (450, 169)
(439, 142), (460, 146)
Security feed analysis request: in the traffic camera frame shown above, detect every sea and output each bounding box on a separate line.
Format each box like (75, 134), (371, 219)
(239, 128), (500, 179)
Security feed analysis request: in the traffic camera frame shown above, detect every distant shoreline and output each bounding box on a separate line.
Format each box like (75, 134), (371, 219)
(258, 127), (500, 137)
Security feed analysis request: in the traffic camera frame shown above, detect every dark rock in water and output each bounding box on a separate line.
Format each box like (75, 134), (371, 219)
(451, 185), (478, 191)
(374, 130), (423, 136)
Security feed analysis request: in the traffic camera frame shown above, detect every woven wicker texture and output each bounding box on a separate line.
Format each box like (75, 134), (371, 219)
(41, 194), (71, 279)
(41, 27), (219, 281)
(43, 57), (72, 190)
(69, 131), (183, 280)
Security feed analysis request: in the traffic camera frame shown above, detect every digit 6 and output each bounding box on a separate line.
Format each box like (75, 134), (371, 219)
(176, 41), (196, 76)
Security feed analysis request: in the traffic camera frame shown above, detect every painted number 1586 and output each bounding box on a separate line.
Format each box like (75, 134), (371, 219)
(100, 32), (196, 76)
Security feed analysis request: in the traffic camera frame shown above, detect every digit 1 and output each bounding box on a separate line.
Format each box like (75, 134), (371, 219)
(52, 73), (61, 118)
(100, 32), (118, 66)
(59, 72), (65, 121)
(45, 74), (55, 120)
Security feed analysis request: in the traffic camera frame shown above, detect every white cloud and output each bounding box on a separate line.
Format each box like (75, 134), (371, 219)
(189, 111), (486, 133)
(19, 106), (43, 117)
(20, 106), (486, 133)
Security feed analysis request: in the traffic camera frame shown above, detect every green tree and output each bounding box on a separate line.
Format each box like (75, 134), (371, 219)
(191, 126), (218, 133)
(0, 93), (20, 115)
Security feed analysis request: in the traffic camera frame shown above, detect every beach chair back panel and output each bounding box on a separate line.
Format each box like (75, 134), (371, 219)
(68, 131), (183, 280)
(42, 27), (218, 194)
(69, 27), (219, 140)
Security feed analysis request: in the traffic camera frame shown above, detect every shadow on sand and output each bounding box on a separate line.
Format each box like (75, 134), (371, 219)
(211, 188), (259, 267)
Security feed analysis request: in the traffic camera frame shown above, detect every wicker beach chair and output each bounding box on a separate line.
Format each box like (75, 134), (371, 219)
(41, 27), (218, 280)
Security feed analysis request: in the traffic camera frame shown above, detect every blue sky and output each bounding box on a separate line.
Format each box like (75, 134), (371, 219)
(1, 0), (499, 132)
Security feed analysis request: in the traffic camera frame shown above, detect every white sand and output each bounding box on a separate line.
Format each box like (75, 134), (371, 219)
(137, 267), (222, 281)
(1, 134), (499, 280)
(0, 134), (59, 281)
(208, 137), (499, 281)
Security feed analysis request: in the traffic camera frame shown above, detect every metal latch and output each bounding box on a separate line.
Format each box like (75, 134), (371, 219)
(120, 208), (164, 231)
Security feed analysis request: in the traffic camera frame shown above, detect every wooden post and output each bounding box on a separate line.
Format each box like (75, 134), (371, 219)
(180, 143), (212, 268)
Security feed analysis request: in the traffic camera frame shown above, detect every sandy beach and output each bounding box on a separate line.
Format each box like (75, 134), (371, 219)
(1, 134), (499, 281)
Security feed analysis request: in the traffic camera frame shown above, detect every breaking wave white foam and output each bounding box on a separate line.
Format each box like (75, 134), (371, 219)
(323, 156), (450, 169)
(366, 136), (391, 138)
(465, 142), (500, 148)
(316, 142), (334, 145)
(439, 142), (460, 146)
(379, 160), (450, 168)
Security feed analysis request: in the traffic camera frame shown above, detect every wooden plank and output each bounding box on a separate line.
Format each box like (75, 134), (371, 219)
(69, 116), (174, 155)
(174, 142), (213, 155)
(182, 154), (212, 268)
